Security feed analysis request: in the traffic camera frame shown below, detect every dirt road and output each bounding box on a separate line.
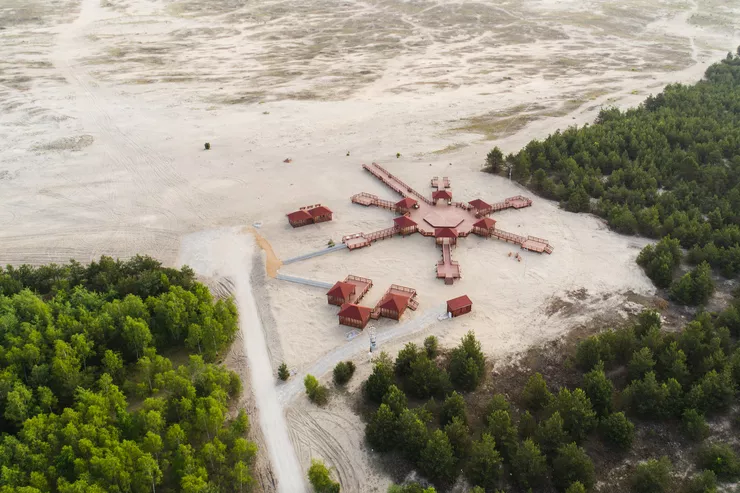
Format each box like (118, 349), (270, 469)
(178, 229), (306, 493)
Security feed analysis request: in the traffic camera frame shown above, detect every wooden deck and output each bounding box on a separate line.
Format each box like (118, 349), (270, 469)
(351, 192), (397, 211)
(431, 176), (451, 189)
(370, 284), (420, 319)
(345, 275), (372, 303)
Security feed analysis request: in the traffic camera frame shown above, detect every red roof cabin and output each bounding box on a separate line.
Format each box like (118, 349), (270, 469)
(286, 209), (313, 228)
(432, 190), (453, 204)
(286, 204), (333, 227)
(338, 303), (372, 329)
(308, 205), (333, 224)
(472, 217), (496, 236)
(394, 215), (418, 235)
(395, 197), (419, 213)
(326, 281), (355, 306)
(378, 293), (410, 320)
(447, 295), (472, 317)
(469, 199), (492, 215)
(435, 227), (458, 245)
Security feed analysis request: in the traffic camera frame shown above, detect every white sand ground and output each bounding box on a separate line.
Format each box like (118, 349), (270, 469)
(2, 0), (740, 491)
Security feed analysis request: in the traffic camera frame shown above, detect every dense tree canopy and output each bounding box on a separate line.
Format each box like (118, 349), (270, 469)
(0, 257), (252, 493)
(487, 53), (740, 295)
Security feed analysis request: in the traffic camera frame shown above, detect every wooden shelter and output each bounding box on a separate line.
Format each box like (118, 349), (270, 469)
(472, 217), (496, 236)
(326, 281), (355, 306)
(393, 215), (418, 235)
(395, 197), (418, 213)
(286, 204), (333, 227)
(378, 293), (410, 320)
(286, 209), (313, 228)
(447, 295), (472, 317)
(338, 303), (372, 329)
(308, 205), (333, 223)
(432, 190), (453, 203)
(435, 227), (458, 245)
(469, 198), (493, 215)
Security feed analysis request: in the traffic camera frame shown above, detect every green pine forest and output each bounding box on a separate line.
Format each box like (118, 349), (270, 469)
(0, 256), (255, 493)
(364, 302), (740, 493)
(485, 51), (740, 301)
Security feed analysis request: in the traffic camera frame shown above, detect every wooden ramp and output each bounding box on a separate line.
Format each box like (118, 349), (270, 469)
(487, 195), (534, 214)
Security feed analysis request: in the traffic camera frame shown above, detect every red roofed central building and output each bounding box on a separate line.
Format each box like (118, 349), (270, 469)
(338, 303), (372, 329)
(378, 293), (410, 320)
(326, 281), (355, 306)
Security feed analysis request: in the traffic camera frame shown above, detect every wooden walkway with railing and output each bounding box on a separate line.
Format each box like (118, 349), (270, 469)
(350, 192), (397, 211)
(363, 163), (434, 205)
(342, 226), (400, 250)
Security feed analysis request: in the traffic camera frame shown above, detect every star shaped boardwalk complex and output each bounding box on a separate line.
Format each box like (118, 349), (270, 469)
(343, 163), (553, 284)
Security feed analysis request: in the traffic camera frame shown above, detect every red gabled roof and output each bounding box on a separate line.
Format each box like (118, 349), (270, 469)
(395, 197), (418, 208)
(473, 217), (496, 229)
(469, 198), (491, 210)
(393, 215), (417, 228)
(433, 190), (453, 201)
(287, 210), (312, 221)
(327, 281), (355, 299)
(308, 205), (332, 217)
(435, 227), (458, 238)
(447, 295), (472, 312)
(380, 294), (410, 312)
(338, 303), (371, 322)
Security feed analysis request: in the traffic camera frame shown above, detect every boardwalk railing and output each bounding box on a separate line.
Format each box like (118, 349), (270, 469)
(365, 226), (399, 242)
(351, 192), (397, 211)
(364, 163), (434, 205)
(491, 229), (527, 245)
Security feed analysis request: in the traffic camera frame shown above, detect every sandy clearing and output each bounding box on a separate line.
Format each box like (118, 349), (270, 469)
(2, 0), (740, 490)
(177, 228), (306, 493)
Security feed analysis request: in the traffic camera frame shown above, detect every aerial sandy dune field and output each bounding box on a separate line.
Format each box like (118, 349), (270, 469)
(2, 0), (740, 491)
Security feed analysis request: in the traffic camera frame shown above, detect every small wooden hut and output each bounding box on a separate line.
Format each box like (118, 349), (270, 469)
(472, 217), (496, 236)
(393, 215), (418, 235)
(435, 227), (458, 245)
(286, 209), (313, 228)
(338, 303), (372, 329)
(395, 197), (418, 213)
(308, 205), (333, 224)
(447, 295), (472, 317)
(468, 198), (492, 215)
(326, 281), (355, 306)
(378, 294), (410, 320)
(432, 190), (453, 204)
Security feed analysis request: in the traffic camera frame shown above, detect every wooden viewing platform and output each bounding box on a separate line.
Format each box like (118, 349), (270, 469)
(431, 176), (451, 189)
(342, 163), (552, 283)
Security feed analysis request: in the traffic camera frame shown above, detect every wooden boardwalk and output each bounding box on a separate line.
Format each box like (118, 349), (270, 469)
(436, 243), (461, 284)
(363, 163), (434, 205)
(351, 192), (397, 211)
